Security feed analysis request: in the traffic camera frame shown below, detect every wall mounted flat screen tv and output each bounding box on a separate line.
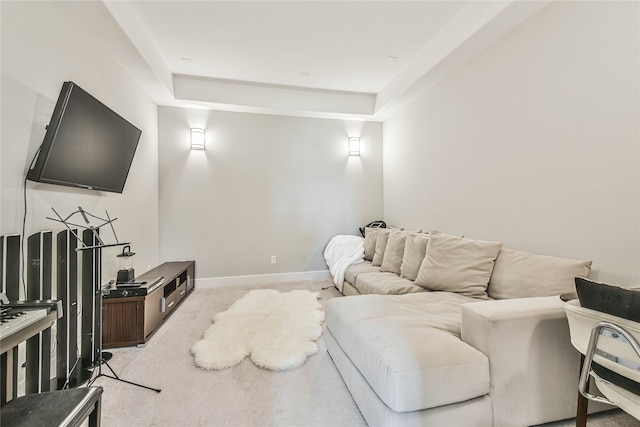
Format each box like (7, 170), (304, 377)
(27, 81), (142, 193)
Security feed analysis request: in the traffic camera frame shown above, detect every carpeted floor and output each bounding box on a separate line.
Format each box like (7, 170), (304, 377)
(94, 279), (639, 426)
(96, 280), (365, 426)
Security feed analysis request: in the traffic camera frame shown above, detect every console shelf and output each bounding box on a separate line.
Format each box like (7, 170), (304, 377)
(102, 261), (195, 348)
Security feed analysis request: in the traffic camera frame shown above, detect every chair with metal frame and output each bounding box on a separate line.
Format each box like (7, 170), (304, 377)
(564, 277), (640, 425)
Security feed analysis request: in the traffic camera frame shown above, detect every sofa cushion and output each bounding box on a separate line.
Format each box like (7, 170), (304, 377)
(400, 232), (429, 281)
(325, 292), (490, 412)
(487, 248), (592, 299)
(363, 228), (379, 261)
(372, 228), (392, 266)
(415, 230), (502, 299)
(354, 271), (424, 295)
(380, 229), (407, 274)
(344, 260), (379, 286)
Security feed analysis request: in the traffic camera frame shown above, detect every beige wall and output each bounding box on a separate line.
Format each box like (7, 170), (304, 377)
(1, 1), (159, 282)
(383, 1), (640, 285)
(158, 107), (383, 280)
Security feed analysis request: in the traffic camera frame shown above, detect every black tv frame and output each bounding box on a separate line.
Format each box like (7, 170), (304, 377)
(27, 81), (142, 194)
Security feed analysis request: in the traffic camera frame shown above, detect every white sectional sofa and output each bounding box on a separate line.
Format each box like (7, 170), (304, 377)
(324, 228), (600, 426)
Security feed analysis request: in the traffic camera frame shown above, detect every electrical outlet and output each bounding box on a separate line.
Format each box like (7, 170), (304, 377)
(271, 255), (277, 264)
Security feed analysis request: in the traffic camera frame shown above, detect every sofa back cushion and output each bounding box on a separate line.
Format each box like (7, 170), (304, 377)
(400, 232), (429, 281)
(363, 228), (379, 261)
(415, 230), (502, 299)
(488, 248), (592, 299)
(380, 229), (407, 274)
(372, 228), (392, 266)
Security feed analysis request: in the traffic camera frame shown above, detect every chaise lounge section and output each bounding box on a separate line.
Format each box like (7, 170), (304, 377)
(324, 228), (599, 426)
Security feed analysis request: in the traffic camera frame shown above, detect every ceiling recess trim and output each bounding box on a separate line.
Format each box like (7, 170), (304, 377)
(173, 75), (376, 117)
(102, 0), (553, 121)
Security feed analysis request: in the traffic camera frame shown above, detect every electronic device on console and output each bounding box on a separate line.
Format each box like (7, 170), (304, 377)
(103, 276), (164, 298)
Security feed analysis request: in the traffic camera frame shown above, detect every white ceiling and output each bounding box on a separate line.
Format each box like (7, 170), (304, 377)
(99, 0), (552, 121)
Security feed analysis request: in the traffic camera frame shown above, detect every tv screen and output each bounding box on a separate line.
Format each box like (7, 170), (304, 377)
(27, 81), (142, 193)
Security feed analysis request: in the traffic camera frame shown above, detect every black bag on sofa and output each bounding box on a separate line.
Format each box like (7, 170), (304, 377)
(359, 221), (386, 237)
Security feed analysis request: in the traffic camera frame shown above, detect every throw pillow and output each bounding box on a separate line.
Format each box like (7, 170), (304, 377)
(380, 229), (408, 275)
(400, 232), (429, 281)
(414, 230), (502, 299)
(363, 228), (379, 261)
(371, 228), (392, 267)
(487, 248), (592, 299)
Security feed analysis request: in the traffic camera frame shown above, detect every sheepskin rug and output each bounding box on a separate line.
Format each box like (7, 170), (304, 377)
(191, 289), (324, 371)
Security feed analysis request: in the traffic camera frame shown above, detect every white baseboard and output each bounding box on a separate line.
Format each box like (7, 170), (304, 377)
(195, 270), (332, 289)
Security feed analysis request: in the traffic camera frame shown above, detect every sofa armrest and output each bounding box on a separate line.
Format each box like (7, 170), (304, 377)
(461, 296), (581, 427)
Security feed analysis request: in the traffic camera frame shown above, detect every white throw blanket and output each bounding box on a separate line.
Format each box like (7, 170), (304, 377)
(324, 235), (364, 292)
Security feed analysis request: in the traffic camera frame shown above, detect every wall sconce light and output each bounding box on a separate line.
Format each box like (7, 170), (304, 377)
(190, 128), (205, 150)
(348, 137), (360, 156)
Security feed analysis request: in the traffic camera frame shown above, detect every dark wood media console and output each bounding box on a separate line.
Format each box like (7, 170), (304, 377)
(102, 261), (195, 348)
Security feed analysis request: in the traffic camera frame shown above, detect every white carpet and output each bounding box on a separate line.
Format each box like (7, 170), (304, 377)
(191, 289), (324, 371)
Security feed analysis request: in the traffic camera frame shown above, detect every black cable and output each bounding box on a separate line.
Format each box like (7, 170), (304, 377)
(21, 145), (41, 297)
(62, 355), (81, 390)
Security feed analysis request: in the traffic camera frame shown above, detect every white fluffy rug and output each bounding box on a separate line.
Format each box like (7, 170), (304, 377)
(191, 289), (324, 371)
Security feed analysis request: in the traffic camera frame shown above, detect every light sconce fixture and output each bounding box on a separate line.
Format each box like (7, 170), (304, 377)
(348, 137), (360, 156)
(190, 128), (205, 150)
